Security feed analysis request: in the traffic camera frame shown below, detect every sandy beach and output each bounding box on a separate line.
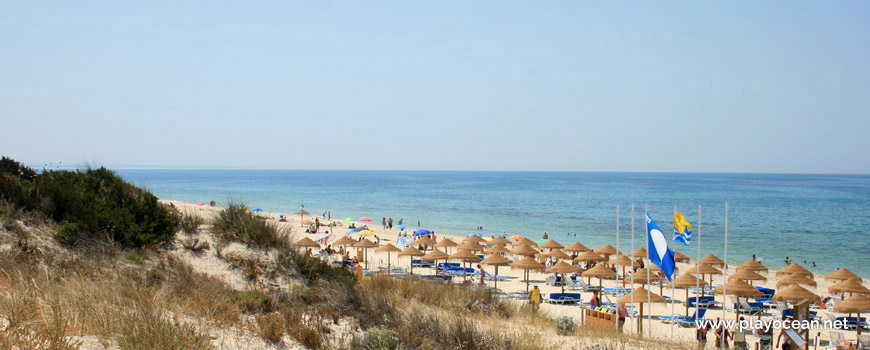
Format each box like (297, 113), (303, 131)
(170, 200), (869, 348)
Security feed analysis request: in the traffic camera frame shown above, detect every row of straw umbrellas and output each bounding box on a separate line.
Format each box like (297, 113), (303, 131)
(294, 235), (870, 336)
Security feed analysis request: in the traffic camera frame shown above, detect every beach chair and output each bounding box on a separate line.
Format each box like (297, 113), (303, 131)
(826, 296), (843, 310)
(738, 299), (764, 316)
(830, 331), (845, 348)
(677, 308), (707, 328)
(857, 334), (870, 350)
(571, 280), (600, 293)
(546, 293), (582, 305)
(546, 275), (562, 287)
(755, 286), (775, 298)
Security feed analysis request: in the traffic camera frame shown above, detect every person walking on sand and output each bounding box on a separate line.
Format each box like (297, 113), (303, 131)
(388, 218), (393, 229)
(696, 321), (709, 350)
(382, 218), (386, 229)
(713, 317), (731, 348)
(617, 303), (627, 333)
(529, 285), (542, 313)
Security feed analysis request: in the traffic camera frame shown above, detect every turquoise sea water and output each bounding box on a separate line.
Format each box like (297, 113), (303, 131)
(117, 170), (870, 277)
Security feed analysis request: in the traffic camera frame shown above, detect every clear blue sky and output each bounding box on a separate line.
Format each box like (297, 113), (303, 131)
(2, 2), (868, 173)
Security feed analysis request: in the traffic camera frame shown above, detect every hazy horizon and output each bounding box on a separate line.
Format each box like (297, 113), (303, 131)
(3, 2), (869, 174)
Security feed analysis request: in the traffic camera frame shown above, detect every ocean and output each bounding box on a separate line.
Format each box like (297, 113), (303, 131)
(117, 170), (870, 277)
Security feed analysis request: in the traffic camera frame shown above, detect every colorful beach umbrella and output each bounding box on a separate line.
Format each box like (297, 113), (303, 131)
(345, 217), (355, 221)
(468, 232), (482, 237)
(509, 235), (524, 241)
(276, 212), (286, 217)
(395, 225), (406, 230)
(252, 208), (263, 212)
(196, 203), (205, 206)
(359, 217), (372, 222)
(413, 229), (431, 237)
(358, 230), (374, 236)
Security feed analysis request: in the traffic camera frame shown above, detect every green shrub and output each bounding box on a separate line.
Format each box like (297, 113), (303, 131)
(229, 290), (275, 313)
(363, 327), (399, 350)
(127, 252), (144, 264)
(180, 212), (203, 235)
(555, 316), (576, 335)
(0, 156), (178, 248)
(212, 202), (288, 249)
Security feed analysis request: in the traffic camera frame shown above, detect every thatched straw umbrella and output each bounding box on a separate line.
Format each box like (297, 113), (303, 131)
(545, 260), (580, 293)
(667, 273), (708, 316)
(776, 263), (813, 278)
(539, 239), (564, 251)
(542, 249), (570, 261)
(353, 239), (378, 269)
(631, 247), (647, 258)
(490, 236), (512, 246)
(728, 270), (768, 286)
(458, 241), (484, 253)
(564, 242), (590, 253)
(699, 254), (724, 267)
(629, 267), (667, 295)
(826, 268), (862, 283)
(464, 235), (486, 245)
(481, 254), (511, 290)
(511, 256), (546, 292)
(618, 287), (667, 336)
(397, 246), (424, 275)
(834, 294), (870, 335)
(774, 285), (821, 305)
(736, 259), (769, 273)
(776, 274), (817, 289)
(485, 244), (511, 255)
(511, 245), (539, 257)
(294, 237), (321, 251)
(420, 249), (449, 276)
(829, 278), (870, 298)
(595, 244), (618, 266)
(610, 254), (634, 278)
(689, 263), (723, 290)
(414, 236), (436, 251)
(582, 264), (617, 291)
(514, 237), (538, 247)
(673, 250), (691, 263)
(449, 249), (481, 280)
(714, 279), (762, 321)
(294, 209), (310, 224)
(574, 250), (605, 265)
(333, 235), (356, 247)
(375, 243), (402, 275)
(434, 238), (458, 254)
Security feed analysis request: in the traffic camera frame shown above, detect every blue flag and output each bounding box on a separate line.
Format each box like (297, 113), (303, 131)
(647, 213), (676, 281)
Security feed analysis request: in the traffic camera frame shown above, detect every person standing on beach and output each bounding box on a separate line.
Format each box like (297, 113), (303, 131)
(382, 218), (386, 229)
(417, 220), (420, 227)
(398, 219), (403, 225)
(529, 285), (541, 314)
(732, 316), (747, 350)
(388, 218), (393, 229)
(478, 264), (485, 285)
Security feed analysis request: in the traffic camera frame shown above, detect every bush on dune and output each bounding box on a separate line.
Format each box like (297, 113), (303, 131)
(212, 201), (288, 249)
(0, 156), (178, 248)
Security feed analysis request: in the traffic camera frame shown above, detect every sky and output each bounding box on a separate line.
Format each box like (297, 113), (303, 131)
(2, 2), (869, 173)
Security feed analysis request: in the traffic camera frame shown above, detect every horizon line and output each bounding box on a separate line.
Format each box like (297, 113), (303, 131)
(28, 163), (870, 177)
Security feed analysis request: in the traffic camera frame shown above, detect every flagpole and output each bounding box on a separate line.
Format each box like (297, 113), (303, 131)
(616, 205), (620, 332)
(676, 204), (677, 343)
(630, 203), (635, 334)
(721, 202), (729, 349)
(645, 204), (651, 338)
(696, 205), (702, 324)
